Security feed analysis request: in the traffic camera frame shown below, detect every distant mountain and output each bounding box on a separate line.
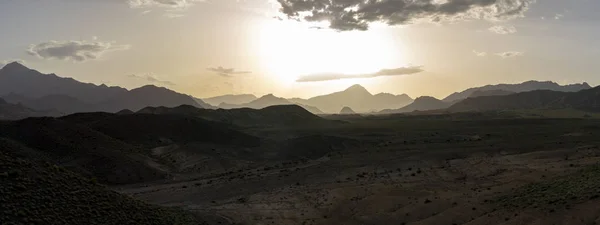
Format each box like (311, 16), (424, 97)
(468, 89), (515, 98)
(291, 84), (413, 113)
(448, 86), (600, 112)
(220, 94), (324, 114)
(0, 97), (60, 120)
(3, 93), (92, 114)
(379, 96), (452, 114)
(443, 80), (591, 102)
(202, 94), (257, 106)
(98, 85), (208, 112)
(0, 62), (126, 103)
(339, 106), (356, 114)
(0, 62), (212, 113)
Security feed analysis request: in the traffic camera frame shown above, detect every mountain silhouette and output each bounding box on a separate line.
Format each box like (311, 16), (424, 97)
(98, 85), (208, 112)
(443, 80), (591, 102)
(339, 106), (356, 114)
(0, 63), (212, 114)
(379, 96), (451, 114)
(291, 84), (413, 113)
(468, 89), (515, 98)
(202, 94), (257, 106)
(0, 62), (127, 103)
(219, 94), (324, 114)
(448, 86), (600, 112)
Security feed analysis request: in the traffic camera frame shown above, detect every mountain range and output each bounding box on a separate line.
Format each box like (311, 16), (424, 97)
(0, 62), (212, 114)
(211, 84), (413, 114)
(443, 80), (591, 102)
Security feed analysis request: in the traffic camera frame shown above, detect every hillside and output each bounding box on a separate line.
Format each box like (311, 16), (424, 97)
(0, 117), (167, 184)
(468, 89), (515, 98)
(3, 93), (93, 114)
(138, 104), (335, 128)
(78, 113), (261, 148)
(443, 80), (591, 102)
(0, 147), (207, 225)
(379, 96), (451, 114)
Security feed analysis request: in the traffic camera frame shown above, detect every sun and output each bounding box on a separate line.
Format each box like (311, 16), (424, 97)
(257, 19), (404, 84)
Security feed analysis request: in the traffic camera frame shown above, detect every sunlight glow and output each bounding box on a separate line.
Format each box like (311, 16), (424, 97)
(257, 19), (404, 84)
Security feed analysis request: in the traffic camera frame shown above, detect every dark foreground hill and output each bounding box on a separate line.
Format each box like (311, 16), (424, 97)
(0, 118), (167, 185)
(0, 147), (207, 225)
(138, 104), (338, 127)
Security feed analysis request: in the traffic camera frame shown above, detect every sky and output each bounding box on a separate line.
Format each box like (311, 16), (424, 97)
(1, 0), (599, 99)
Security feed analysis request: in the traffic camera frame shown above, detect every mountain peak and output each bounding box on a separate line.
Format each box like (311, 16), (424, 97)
(344, 84), (371, 94)
(0, 61), (29, 73)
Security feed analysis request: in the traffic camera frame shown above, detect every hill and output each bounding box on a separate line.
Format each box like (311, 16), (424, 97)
(202, 94), (257, 106)
(448, 86), (600, 112)
(293, 84), (413, 113)
(137, 104), (335, 128)
(379, 96), (451, 114)
(443, 80), (591, 102)
(76, 113), (261, 148)
(0, 117), (167, 184)
(339, 106), (356, 114)
(0, 147), (208, 225)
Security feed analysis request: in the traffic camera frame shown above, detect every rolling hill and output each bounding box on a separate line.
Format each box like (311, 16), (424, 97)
(0, 97), (60, 120)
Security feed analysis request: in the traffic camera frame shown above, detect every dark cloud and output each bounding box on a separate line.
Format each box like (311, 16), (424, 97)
(128, 73), (176, 86)
(276, 0), (535, 31)
(207, 66), (252, 77)
(496, 51), (524, 58)
(27, 40), (129, 62)
(297, 66), (424, 82)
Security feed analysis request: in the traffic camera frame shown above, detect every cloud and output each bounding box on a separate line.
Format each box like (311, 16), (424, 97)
(27, 40), (130, 62)
(473, 50), (487, 57)
(496, 51), (524, 58)
(488, 25), (517, 34)
(207, 66), (252, 77)
(126, 0), (203, 9)
(0, 59), (26, 68)
(276, 0), (536, 31)
(297, 66), (424, 82)
(128, 73), (176, 86)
